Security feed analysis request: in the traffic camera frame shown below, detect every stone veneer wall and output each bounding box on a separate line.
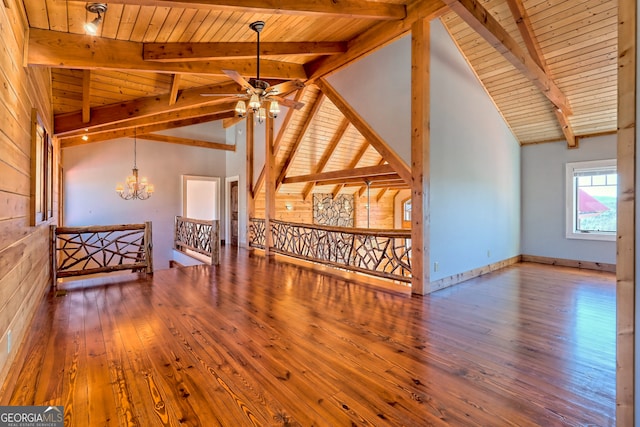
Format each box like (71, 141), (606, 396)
(313, 194), (354, 227)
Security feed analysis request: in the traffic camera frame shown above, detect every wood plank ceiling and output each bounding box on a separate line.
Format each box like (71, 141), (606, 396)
(22, 0), (618, 196)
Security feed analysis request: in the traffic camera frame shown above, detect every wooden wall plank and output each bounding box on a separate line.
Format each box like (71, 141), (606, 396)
(0, 0), (56, 390)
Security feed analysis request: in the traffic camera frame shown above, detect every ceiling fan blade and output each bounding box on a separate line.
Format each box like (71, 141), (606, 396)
(265, 80), (305, 96)
(222, 69), (255, 92)
(271, 96), (305, 110)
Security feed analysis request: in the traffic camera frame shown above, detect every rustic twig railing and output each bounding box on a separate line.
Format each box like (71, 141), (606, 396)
(249, 218), (411, 282)
(174, 216), (220, 265)
(52, 222), (153, 283)
(249, 218), (266, 249)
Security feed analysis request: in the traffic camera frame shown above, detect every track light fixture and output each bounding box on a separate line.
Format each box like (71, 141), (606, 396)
(84, 3), (107, 35)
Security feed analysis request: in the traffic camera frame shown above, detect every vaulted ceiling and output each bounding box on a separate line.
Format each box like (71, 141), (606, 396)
(23, 0), (617, 196)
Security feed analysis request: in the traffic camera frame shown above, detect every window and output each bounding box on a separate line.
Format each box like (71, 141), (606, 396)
(565, 159), (616, 241)
(31, 109), (54, 226)
(402, 198), (411, 228)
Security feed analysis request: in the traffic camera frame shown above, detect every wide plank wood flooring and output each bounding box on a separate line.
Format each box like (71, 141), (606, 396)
(1, 250), (615, 426)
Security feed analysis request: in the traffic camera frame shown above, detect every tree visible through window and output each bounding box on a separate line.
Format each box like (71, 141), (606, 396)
(566, 159), (616, 241)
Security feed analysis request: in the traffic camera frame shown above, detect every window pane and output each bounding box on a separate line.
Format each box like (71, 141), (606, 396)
(576, 175), (617, 233)
(403, 200), (411, 221)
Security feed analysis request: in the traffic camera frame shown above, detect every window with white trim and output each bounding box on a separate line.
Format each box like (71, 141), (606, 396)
(565, 159), (617, 241)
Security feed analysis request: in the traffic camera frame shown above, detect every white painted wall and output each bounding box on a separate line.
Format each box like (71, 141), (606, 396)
(328, 19), (521, 282)
(327, 34), (411, 164)
(157, 120), (227, 142)
(63, 137), (227, 269)
(521, 135), (616, 264)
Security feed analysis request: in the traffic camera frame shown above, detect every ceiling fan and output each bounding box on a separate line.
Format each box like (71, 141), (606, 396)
(202, 21), (305, 122)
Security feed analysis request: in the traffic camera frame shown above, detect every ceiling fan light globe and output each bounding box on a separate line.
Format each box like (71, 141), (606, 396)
(84, 18), (100, 35)
(249, 94), (261, 111)
(235, 100), (247, 117)
(269, 100), (280, 118)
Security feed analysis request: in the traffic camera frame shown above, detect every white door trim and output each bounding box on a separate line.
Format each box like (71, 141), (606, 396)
(225, 175), (239, 245)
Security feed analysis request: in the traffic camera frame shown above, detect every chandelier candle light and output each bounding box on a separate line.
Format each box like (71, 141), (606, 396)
(116, 131), (154, 200)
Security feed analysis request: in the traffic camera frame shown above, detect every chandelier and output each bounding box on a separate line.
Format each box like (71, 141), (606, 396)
(115, 131), (154, 200)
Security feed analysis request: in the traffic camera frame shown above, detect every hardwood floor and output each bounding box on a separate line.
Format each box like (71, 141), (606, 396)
(0, 250), (615, 426)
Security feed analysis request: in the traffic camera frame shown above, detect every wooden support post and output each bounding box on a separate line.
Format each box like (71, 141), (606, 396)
(144, 221), (153, 274)
(264, 116), (276, 257)
(50, 225), (57, 289)
(246, 112), (255, 250)
(617, 0), (635, 423)
(211, 220), (220, 265)
(82, 70), (91, 124)
(410, 18), (430, 295)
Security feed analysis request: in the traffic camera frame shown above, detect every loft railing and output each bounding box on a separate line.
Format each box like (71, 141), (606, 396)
(174, 216), (220, 265)
(52, 222), (153, 284)
(249, 218), (411, 283)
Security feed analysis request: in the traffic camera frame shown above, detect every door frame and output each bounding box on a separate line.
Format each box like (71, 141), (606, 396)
(225, 176), (239, 246)
(181, 175), (221, 220)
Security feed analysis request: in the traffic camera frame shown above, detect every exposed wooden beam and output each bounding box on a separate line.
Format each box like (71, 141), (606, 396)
(305, 0), (446, 80)
(253, 168), (265, 199)
(504, 0), (546, 71)
(347, 180), (407, 189)
(273, 89), (306, 155)
(28, 29), (307, 79)
(276, 93), (325, 190)
(60, 111), (235, 148)
(54, 82), (242, 135)
(332, 139), (370, 198)
(247, 111), (255, 199)
(376, 188), (388, 202)
(264, 116), (276, 257)
(555, 109), (577, 148)
(302, 118), (350, 200)
(58, 104), (236, 140)
(82, 69), (91, 123)
(103, 0), (406, 19)
(251, 89), (306, 197)
(617, 0), (636, 423)
(246, 113), (256, 241)
(505, 0), (576, 148)
(441, 0), (572, 116)
(144, 42), (348, 62)
(318, 79), (411, 184)
(284, 164), (395, 184)
(222, 117), (245, 128)
(169, 74), (181, 106)
(315, 174), (401, 186)
(136, 133), (235, 151)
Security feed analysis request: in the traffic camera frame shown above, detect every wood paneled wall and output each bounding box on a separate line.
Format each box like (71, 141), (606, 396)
(354, 191), (395, 229)
(255, 193), (314, 223)
(255, 191), (397, 230)
(0, 0), (56, 389)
